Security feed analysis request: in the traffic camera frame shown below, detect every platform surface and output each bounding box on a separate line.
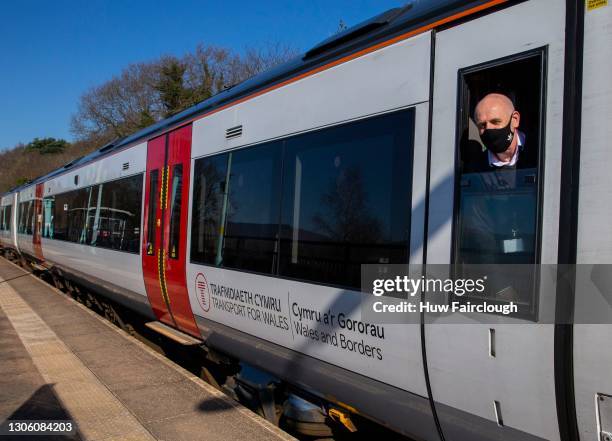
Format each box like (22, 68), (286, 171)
(0, 257), (295, 441)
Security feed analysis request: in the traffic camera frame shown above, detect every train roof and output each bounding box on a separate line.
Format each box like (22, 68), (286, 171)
(4, 0), (497, 196)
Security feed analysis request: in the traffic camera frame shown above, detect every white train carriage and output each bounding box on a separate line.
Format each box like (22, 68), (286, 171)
(3, 1), (611, 440)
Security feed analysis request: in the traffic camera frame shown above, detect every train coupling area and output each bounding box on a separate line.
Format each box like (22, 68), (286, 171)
(0, 257), (295, 441)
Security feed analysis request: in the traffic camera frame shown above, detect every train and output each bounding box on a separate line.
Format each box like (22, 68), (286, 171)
(1, 1), (611, 440)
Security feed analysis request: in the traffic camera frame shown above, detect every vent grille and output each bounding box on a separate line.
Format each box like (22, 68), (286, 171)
(122, 162), (130, 170)
(226, 125), (243, 139)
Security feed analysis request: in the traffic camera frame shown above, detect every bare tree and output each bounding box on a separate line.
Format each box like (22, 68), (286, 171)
(70, 61), (162, 143)
(238, 42), (299, 81)
(70, 42), (298, 146)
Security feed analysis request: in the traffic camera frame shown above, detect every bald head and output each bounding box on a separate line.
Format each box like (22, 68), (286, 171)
(474, 93), (519, 134)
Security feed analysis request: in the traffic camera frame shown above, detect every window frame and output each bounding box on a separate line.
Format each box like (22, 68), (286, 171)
(450, 47), (548, 320)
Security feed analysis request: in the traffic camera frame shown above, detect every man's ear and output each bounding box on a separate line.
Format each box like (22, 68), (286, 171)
(512, 111), (521, 129)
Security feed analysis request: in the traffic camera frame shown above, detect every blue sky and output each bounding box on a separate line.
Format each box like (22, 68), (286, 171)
(0, 0), (404, 150)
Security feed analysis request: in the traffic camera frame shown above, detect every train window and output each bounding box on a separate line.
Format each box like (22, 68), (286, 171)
(191, 154), (229, 265)
(6, 206), (11, 232)
(19, 202), (25, 234)
(5, 206), (9, 232)
(91, 174), (143, 254)
(278, 110), (414, 289)
(146, 170), (159, 256)
(190, 110), (415, 287)
(21, 202), (27, 234)
(50, 189), (89, 242)
(18, 201), (33, 235)
(454, 48), (546, 317)
(43, 197), (54, 238)
(17, 203), (22, 233)
(66, 188), (91, 243)
(82, 186), (99, 244)
(168, 165), (183, 259)
(222, 142), (283, 273)
(27, 200), (35, 235)
(0, 207), (4, 231)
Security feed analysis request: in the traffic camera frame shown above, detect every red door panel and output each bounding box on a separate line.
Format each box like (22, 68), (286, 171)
(142, 126), (200, 337)
(142, 135), (172, 325)
(163, 125), (199, 336)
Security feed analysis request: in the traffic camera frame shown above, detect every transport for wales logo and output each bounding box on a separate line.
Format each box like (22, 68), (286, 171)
(195, 273), (210, 312)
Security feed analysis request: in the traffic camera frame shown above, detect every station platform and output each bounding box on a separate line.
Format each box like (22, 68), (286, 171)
(0, 258), (295, 441)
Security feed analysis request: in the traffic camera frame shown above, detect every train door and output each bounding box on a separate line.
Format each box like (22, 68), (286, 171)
(142, 125), (200, 337)
(32, 183), (44, 262)
(424, 1), (566, 440)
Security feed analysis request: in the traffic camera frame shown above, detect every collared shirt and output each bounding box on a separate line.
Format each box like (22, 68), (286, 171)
(488, 130), (524, 167)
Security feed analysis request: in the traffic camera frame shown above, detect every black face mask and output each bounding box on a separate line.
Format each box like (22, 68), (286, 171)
(480, 116), (514, 154)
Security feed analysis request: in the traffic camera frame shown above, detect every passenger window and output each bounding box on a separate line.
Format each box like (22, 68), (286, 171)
(454, 49), (546, 317)
(279, 110), (414, 289)
(66, 188), (91, 243)
(191, 154), (229, 265)
(83, 186), (99, 244)
(92, 174), (143, 253)
(146, 170), (159, 256)
(223, 143), (283, 273)
(43, 197), (54, 238)
(18, 201), (32, 235)
(168, 165), (183, 259)
(190, 110), (415, 289)
(51, 192), (70, 241)
(25, 201), (34, 235)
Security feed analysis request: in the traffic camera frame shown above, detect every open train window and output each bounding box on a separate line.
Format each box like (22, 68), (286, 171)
(453, 48), (546, 319)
